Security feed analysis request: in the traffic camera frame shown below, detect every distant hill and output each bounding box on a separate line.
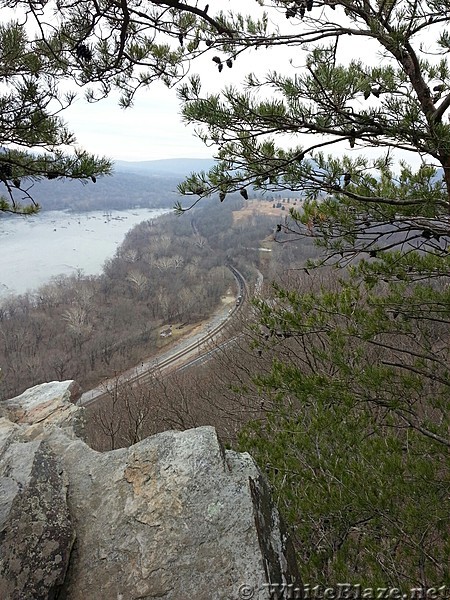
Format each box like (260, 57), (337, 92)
(115, 158), (216, 176)
(0, 158), (216, 213)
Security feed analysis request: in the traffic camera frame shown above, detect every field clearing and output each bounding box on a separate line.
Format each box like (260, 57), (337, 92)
(232, 199), (292, 223)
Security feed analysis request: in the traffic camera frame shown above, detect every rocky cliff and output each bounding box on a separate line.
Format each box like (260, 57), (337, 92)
(0, 381), (300, 600)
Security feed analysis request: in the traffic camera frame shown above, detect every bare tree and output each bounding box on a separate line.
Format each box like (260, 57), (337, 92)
(88, 374), (155, 450)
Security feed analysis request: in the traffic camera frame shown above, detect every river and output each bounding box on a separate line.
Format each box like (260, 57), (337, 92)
(0, 208), (170, 299)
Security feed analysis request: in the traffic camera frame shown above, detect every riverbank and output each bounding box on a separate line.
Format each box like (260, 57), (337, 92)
(0, 207), (170, 298)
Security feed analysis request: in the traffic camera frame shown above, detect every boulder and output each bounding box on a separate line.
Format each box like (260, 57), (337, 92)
(0, 381), (300, 599)
(0, 380), (83, 438)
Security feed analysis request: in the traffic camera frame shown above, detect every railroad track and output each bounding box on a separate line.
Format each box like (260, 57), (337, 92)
(77, 265), (247, 407)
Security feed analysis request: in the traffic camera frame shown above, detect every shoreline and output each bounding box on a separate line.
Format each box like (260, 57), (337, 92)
(0, 207), (171, 300)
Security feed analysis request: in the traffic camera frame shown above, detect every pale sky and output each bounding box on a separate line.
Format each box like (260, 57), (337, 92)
(18, 1), (440, 166)
(63, 82), (212, 162)
(61, 33), (423, 168)
(62, 0), (281, 163)
(63, 40), (301, 162)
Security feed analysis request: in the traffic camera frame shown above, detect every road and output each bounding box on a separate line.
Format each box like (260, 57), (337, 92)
(77, 266), (246, 407)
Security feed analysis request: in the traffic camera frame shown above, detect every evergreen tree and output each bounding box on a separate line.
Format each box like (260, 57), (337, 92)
(0, 20), (112, 214)
(177, 1), (450, 252)
(173, 0), (450, 585)
(236, 262), (449, 585)
(0, 0), (232, 213)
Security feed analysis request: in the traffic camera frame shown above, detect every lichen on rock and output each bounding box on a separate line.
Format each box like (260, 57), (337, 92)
(0, 380), (300, 599)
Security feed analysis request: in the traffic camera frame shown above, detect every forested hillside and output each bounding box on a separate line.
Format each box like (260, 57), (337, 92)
(0, 198), (281, 398)
(87, 218), (449, 588)
(0, 159), (217, 212)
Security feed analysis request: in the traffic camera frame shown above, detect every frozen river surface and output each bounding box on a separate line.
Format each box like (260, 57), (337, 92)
(0, 208), (169, 298)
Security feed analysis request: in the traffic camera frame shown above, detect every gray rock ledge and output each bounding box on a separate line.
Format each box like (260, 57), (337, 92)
(0, 380), (300, 599)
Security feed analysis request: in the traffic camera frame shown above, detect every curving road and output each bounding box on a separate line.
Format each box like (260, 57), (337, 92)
(77, 266), (247, 407)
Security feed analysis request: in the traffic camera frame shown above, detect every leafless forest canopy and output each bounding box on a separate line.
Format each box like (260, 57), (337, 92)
(0, 197), (305, 400)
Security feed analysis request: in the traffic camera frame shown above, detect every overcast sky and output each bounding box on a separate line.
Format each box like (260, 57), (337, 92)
(63, 44), (300, 163)
(62, 0), (279, 163)
(63, 82), (212, 162)
(60, 22), (404, 166)
(30, 1), (438, 167)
